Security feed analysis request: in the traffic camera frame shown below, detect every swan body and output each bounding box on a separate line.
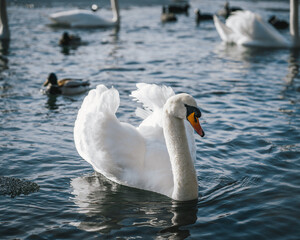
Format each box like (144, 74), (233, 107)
(43, 73), (90, 95)
(49, 0), (120, 28)
(74, 83), (205, 201)
(214, 0), (299, 48)
(0, 0), (9, 40)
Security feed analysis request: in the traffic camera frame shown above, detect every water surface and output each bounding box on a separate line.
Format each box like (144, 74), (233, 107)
(0, 0), (299, 239)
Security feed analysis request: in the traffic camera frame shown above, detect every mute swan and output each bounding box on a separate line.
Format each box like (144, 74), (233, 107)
(49, 0), (120, 28)
(43, 73), (90, 95)
(0, 0), (9, 40)
(213, 0), (299, 48)
(74, 83), (205, 201)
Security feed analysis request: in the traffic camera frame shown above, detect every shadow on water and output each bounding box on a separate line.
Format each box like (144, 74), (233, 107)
(70, 173), (198, 238)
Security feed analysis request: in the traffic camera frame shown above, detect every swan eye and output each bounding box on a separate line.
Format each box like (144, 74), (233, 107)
(184, 104), (201, 119)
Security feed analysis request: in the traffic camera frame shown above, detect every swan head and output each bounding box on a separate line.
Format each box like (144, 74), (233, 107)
(44, 73), (58, 86)
(164, 93), (205, 137)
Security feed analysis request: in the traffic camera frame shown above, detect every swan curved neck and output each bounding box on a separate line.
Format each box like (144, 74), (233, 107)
(111, 0), (120, 25)
(0, 0), (10, 40)
(163, 111), (198, 201)
(290, 0), (299, 46)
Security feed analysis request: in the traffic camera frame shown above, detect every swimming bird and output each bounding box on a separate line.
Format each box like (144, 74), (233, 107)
(0, 0), (10, 40)
(195, 8), (213, 24)
(49, 0), (120, 28)
(161, 6), (177, 23)
(268, 15), (289, 30)
(217, 1), (243, 19)
(167, 3), (190, 14)
(59, 32), (81, 46)
(213, 0), (299, 48)
(43, 73), (90, 95)
(74, 83), (205, 201)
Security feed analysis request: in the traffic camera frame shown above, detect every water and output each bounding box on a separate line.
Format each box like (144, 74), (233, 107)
(1, 0), (299, 239)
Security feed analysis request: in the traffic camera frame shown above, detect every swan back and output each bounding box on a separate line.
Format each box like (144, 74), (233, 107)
(214, 11), (290, 47)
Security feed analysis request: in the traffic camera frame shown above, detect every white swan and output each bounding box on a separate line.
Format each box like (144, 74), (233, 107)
(49, 0), (120, 28)
(213, 0), (299, 48)
(74, 83), (205, 201)
(0, 0), (9, 40)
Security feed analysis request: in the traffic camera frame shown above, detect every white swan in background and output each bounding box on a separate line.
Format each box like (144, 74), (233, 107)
(74, 83), (205, 201)
(213, 0), (299, 48)
(49, 0), (120, 28)
(0, 0), (10, 40)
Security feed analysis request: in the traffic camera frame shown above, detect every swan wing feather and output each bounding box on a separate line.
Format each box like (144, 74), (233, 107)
(74, 85), (146, 185)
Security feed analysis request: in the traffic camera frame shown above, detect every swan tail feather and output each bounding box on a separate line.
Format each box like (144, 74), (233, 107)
(130, 83), (175, 117)
(213, 15), (234, 42)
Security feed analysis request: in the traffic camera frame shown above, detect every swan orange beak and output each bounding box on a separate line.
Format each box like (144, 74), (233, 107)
(187, 112), (205, 137)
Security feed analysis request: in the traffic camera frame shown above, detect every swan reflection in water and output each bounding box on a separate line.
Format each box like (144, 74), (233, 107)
(70, 173), (198, 238)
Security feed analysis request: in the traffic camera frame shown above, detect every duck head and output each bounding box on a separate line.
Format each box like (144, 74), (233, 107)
(44, 73), (58, 86)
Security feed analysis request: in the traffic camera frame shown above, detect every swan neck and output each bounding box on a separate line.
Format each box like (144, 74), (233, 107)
(111, 0), (120, 25)
(290, 0), (299, 46)
(0, 0), (10, 40)
(163, 111), (198, 201)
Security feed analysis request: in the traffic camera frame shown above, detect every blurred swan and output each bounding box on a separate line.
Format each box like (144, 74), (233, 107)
(49, 0), (120, 28)
(74, 83), (205, 201)
(43, 73), (90, 95)
(0, 0), (10, 40)
(213, 0), (299, 48)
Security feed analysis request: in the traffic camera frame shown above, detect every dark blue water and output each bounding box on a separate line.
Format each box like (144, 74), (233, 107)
(1, 0), (299, 239)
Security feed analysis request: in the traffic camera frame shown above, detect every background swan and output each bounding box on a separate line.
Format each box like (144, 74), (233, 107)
(213, 0), (299, 48)
(0, 0), (10, 40)
(49, 0), (120, 28)
(74, 83), (205, 201)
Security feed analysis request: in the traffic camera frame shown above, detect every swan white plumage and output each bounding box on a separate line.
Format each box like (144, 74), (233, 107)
(49, 0), (120, 28)
(74, 83), (205, 201)
(213, 0), (299, 48)
(0, 0), (10, 40)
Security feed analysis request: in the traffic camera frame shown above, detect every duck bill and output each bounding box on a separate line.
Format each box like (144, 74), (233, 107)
(187, 112), (205, 137)
(43, 80), (49, 86)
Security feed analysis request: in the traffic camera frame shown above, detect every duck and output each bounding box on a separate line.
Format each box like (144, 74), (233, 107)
(74, 83), (205, 201)
(49, 0), (120, 28)
(217, 1), (243, 19)
(268, 15), (289, 30)
(167, 3), (190, 14)
(59, 32), (81, 46)
(195, 8), (213, 24)
(0, 0), (10, 40)
(43, 73), (90, 95)
(213, 0), (299, 48)
(161, 6), (177, 23)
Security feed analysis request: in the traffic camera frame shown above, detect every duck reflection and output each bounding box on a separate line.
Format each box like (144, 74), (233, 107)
(45, 94), (59, 110)
(0, 39), (9, 71)
(70, 173), (198, 237)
